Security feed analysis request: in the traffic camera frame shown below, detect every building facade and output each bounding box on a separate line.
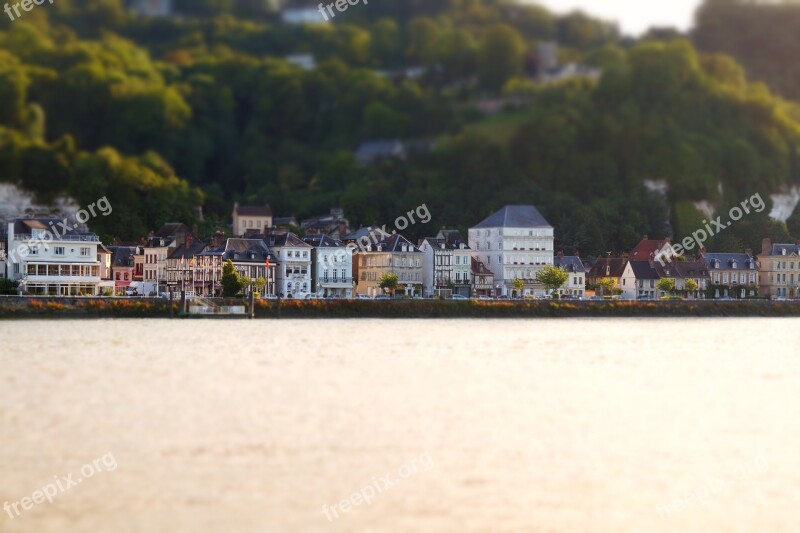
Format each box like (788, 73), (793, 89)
(303, 234), (353, 298)
(419, 230), (471, 298)
(468, 205), (554, 297)
(6, 218), (102, 295)
(702, 251), (759, 299)
(758, 239), (800, 299)
(232, 203), (273, 237)
(554, 254), (585, 298)
(353, 234), (423, 297)
(266, 233), (312, 298)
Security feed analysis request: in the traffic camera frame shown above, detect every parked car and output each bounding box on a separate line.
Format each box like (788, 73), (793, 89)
(374, 295), (391, 300)
(451, 294), (469, 300)
(124, 288), (138, 296)
(473, 296), (493, 301)
(356, 294), (371, 300)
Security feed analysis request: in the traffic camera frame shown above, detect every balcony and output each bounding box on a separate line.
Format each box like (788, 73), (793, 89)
(15, 233), (100, 243)
(320, 277), (353, 285)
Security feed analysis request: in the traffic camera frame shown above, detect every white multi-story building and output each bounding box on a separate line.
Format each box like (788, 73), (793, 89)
(302, 234), (353, 298)
(266, 232), (312, 299)
(468, 205), (554, 297)
(419, 230), (471, 297)
(6, 218), (102, 295)
(554, 254), (586, 298)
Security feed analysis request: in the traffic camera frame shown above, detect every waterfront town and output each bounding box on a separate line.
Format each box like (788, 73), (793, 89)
(0, 203), (797, 302)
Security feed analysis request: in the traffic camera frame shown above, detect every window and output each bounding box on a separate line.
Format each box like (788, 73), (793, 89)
(54, 247), (65, 256)
(80, 248), (90, 256)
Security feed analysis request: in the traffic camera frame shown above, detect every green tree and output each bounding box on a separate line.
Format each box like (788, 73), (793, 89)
(221, 260), (243, 297)
(513, 278), (525, 293)
(536, 266), (569, 297)
(597, 277), (617, 296)
(658, 278), (676, 296)
(478, 24), (525, 91)
(685, 278), (699, 294)
(379, 272), (399, 296)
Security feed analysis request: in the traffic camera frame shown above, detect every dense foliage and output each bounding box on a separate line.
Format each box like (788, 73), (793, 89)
(0, 0), (798, 257)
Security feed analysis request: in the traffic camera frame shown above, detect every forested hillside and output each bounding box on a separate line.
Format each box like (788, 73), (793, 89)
(0, 0), (799, 256)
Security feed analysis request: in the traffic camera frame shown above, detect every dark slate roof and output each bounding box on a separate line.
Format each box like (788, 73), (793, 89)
(168, 241), (208, 260)
(588, 257), (627, 278)
(674, 260), (710, 279)
(109, 246), (137, 268)
(302, 235), (344, 248)
(628, 260), (660, 280)
(765, 244), (800, 256)
(265, 232), (312, 248)
(222, 238), (276, 263)
(342, 227), (376, 242)
(235, 205), (273, 217)
(555, 256), (585, 273)
(472, 205), (551, 229)
(420, 237), (470, 251)
(153, 223), (190, 238)
(435, 229), (469, 248)
(355, 140), (406, 163)
(273, 216), (298, 227)
(703, 253), (757, 271)
(363, 234), (421, 253)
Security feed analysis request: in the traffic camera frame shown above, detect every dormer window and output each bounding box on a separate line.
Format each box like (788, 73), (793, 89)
(783, 249), (787, 256)
(732, 261), (737, 269)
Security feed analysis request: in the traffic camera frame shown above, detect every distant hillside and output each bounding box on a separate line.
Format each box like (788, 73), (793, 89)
(695, 0), (800, 99)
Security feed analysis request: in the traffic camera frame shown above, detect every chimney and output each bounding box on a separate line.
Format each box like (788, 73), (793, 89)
(185, 234), (193, 248)
(762, 238), (772, 255)
(557, 251), (564, 258)
(699, 247), (707, 256)
(643, 234), (649, 241)
(745, 248), (753, 257)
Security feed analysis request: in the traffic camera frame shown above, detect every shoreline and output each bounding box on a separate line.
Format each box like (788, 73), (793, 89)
(2, 297), (800, 319)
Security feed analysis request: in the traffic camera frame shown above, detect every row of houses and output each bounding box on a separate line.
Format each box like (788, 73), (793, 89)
(1, 203), (798, 300)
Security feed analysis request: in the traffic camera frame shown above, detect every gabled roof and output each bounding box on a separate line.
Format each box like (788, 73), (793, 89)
(168, 241), (207, 260)
(471, 257), (494, 276)
(109, 246), (137, 268)
(555, 256), (585, 273)
(588, 257), (627, 278)
(472, 205), (551, 229)
(630, 238), (671, 261)
(265, 232), (312, 248)
(153, 223), (190, 239)
(362, 233), (421, 253)
(628, 260), (660, 280)
(302, 234), (344, 248)
(674, 260), (710, 279)
(420, 237), (470, 251)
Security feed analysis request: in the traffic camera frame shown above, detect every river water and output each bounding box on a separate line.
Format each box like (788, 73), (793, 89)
(1, 318), (798, 532)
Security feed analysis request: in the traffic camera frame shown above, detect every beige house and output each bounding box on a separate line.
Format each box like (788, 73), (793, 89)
(232, 203), (273, 237)
(353, 235), (423, 297)
(758, 239), (800, 299)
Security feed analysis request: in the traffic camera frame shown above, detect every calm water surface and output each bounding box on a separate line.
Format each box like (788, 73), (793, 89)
(1, 318), (799, 532)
